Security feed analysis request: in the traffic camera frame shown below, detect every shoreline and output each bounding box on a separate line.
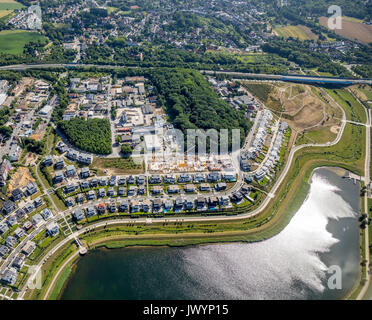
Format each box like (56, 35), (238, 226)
(49, 166), (361, 300)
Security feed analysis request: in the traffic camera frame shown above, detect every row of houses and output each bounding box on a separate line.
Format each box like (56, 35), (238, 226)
(72, 195), (233, 219)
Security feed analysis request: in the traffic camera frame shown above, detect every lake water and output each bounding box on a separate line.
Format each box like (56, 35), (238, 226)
(60, 167), (361, 300)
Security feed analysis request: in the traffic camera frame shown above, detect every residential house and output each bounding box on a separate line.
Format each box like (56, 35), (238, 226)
(196, 197), (206, 210)
(167, 185), (180, 194)
(108, 201), (116, 213)
(207, 172), (221, 182)
(32, 214), (43, 226)
(119, 200), (129, 212)
(174, 198), (184, 211)
(81, 181), (90, 190)
(23, 203), (34, 214)
(219, 196), (230, 207)
(46, 222), (59, 237)
(199, 183), (211, 192)
(118, 176), (126, 185)
(80, 167), (90, 179)
(41, 208), (53, 220)
(178, 174), (192, 183)
(185, 199), (194, 210)
(1, 268), (18, 286)
(208, 196), (219, 209)
(26, 182), (38, 196)
(64, 183), (78, 194)
(136, 175), (146, 185)
(73, 208), (85, 221)
(87, 190), (96, 200)
(215, 182), (227, 191)
(11, 188), (24, 201)
(2, 200), (16, 215)
(0, 223), (9, 234)
(0, 245), (10, 257)
(65, 165), (77, 177)
(54, 171), (64, 184)
(163, 175), (176, 184)
(98, 188), (106, 198)
(151, 199), (162, 212)
(149, 175), (162, 184)
(137, 186), (145, 195)
(54, 157), (65, 170)
(231, 192), (244, 203)
(163, 200), (172, 211)
(14, 227), (25, 240)
(21, 241), (36, 256)
(107, 187), (115, 197)
(108, 176), (116, 186)
(90, 178), (98, 187)
(15, 208), (26, 221)
(142, 199), (151, 212)
(65, 197), (75, 207)
(97, 203), (105, 214)
(117, 187), (125, 196)
(151, 185), (163, 195)
(43, 155), (53, 166)
(5, 235), (17, 248)
(23, 221), (32, 231)
(33, 197), (43, 208)
(130, 200), (140, 213)
(127, 186), (136, 196)
(85, 207), (96, 218)
(6, 215), (17, 227)
(184, 184), (196, 193)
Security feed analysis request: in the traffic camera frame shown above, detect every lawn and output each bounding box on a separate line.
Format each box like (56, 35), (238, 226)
(298, 126), (337, 145)
(91, 157), (144, 175)
(0, 30), (47, 55)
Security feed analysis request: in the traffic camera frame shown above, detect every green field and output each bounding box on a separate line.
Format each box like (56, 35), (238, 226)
(0, 30), (47, 54)
(0, 0), (24, 10)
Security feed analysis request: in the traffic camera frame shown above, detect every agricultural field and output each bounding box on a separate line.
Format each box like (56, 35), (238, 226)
(0, 0), (24, 10)
(319, 16), (372, 44)
(274, 25), (318, 41)
(0, 30), (47, 54)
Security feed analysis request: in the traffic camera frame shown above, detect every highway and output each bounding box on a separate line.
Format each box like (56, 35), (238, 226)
(0, 63), (371, 85)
